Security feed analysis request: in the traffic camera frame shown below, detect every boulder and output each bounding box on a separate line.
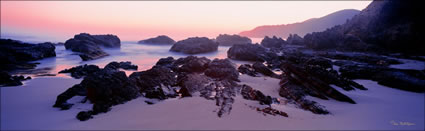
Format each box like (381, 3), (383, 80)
(204, 58), (239, 81)
(104, 61), (138, 70)
(0, 39), (56, 71)
(138, 35), (175, 45)
(238, 64), (258, 77)
(227, 43), (268, 61)
(216, 34), (252, 46)
(260, 36), (286, 48)
(59, 64), (101, 79)
(129, 66), (178, 100)
(174, 56), (211, 73)
(252, 62), (279, 78)
(64, 33), (120, 61)
(170, 37), (218, 54)
(0, 71), (31, 87)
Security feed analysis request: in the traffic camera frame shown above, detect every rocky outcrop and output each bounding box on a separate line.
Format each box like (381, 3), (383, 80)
(59, 65), (101, 79)
(138, 35), (175, 45)
(104, 61), (138, 70)
(0, 71), (31, 87)
(170, 37), (219, 54)
(64, 33), (120, 61)
(227, 43), (268, 61)
(58, 61), (137, 79)
(286, 34), (304, 45)
(304, 1), (424, 55)
(129, 66), (178, 100)
(216, 34), (252, 46)
(0, 39), (56, 71)
(340, 64), (425, 92)
(261, 36), (286, 48)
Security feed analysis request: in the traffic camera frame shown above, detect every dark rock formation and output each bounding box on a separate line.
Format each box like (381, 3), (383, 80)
(129, 66), (178, 100)
(286, 34), (304, 45)
(174, 56), (211, 73)
(260, 36), (286, 48)
(59, 64), (101, 79)
(138, 35), (175, 45)
(216, 34), (252, 46)
(318, 52), (401, 66)
(304, 0), (425, 55)
(227, 43), (268, 61)
(252, 62), (279, 78)
(340, 64), (425, 92)
(0, 39), (56, 71)
(104, 61), (138, 70)
(0, 71), (31, 87)
(204, 58), (239, 81)
(64, 33), (120, 61)
(238, 64), (258, 77)
(256, 107), (288, 117)
(170, 37), (219, 54)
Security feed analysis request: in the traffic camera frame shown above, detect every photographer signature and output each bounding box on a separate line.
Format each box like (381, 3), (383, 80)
(390, 120), (416, 126)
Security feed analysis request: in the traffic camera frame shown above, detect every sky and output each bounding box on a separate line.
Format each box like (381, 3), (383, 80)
(0, 1), (371, 42)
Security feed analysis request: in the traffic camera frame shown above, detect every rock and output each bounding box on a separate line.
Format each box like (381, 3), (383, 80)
(64, 33), (120, 61)
(238, 64), (258, 77)
(53, 84), (86, 110)
(241, 85), (273, 105)
(281, 62), (356, 104)
(252, 62), (279, 78)
(174, 56), (211, 73)
(256, 107), (288, 117)
(138, 35), (175, 45)
(216, 34), (252, 46)
(340, 64), (425, 92)
(286, 34), (304, 45)
(227, 43), (268, 61)
(0, 71), (31, 87)
(83, 68), (140, 114)
(76, 111), (93, 121)
(318, 52), (401, 66)
(59, 64), (101, 79)
(204, 58), (239, 81)
(104, 61), (138, 70)
(305, 57), (332, 69)
(170, 37), (219, 54)
(260, 36), (286, 48)
(0, 39), (56, 71)
(155, 57), (175, 68)
(129, 66), (177, 100)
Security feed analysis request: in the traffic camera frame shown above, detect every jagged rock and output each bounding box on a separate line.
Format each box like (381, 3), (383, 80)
(174, 56), (211, 73)
(252, 62), (279, 78)
(227, 43), (268, 61)
(318, 52), (401, 66)
(0, 71), (31, 87)
(138, 35), (175, 45)
(129, 66), (177, 100)
(238, 64), (258, 77)
(83, 68), (140, 114)
(170, 37), (219, 54)
(281, 62), (356, 104)
(256, 107), (288, 117)
(241, 85), (273, 105)
(216, 34), (252, 46)
(155, 56), (175, 68)
(59, 64), (100, 79)
(76, 111), (93, 121)
(0, 39), (56, 71)
(64, 33), (120, 61)
(104, 61), (138, 70)
(53, 84), (86, 110)
(260, 36), (286, 48)
(340, 64), (425, 92)
(204, 58), (239, 81)
(286, 34), (304, 45)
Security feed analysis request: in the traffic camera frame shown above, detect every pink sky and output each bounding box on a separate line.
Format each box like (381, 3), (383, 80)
(0, 1), (371, 42)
